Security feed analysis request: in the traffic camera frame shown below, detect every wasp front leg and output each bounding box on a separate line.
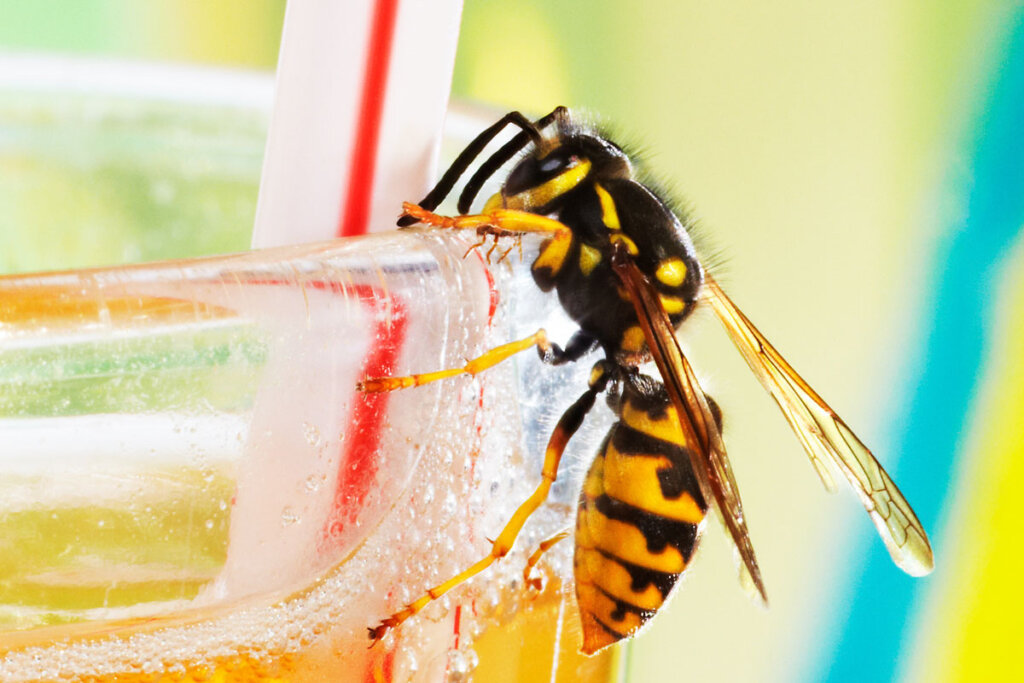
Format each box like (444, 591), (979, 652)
(400, 202), (571, 240)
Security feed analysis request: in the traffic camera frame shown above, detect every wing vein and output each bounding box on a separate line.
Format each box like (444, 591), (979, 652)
(702, 275), (933, 576)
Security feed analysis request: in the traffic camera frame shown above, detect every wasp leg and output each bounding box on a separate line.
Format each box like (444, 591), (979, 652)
(462, 234), (488, 258)
(523, 529), (572, 592)
(485, 234), (502, 262)
(400, 203), (571, 238)
(397, 108), (564, 228)
(358, 329), (554, 393)
(541, 330), (599, 366)
(368, 366), (611, 643)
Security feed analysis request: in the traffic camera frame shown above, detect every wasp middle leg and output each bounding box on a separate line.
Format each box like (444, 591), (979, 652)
(358, 329), (553, 393)
(359, 327), (598, 393)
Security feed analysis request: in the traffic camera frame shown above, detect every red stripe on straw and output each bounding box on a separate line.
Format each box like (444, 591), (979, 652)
(338, 0), (401, 237)
(322, 284), (408, 541)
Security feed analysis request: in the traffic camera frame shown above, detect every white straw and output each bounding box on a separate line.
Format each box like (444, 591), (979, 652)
(251, 0), (464, 246)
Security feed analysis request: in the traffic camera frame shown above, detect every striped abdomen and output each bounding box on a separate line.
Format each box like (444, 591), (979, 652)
(574, 377), (708, 654)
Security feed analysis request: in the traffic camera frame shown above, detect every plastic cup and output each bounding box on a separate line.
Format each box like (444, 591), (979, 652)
(0, 61), (622, 681)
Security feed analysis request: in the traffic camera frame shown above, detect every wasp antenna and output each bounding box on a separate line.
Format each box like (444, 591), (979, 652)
(457, 107), (567, 213)
(398, 110), (557, 226)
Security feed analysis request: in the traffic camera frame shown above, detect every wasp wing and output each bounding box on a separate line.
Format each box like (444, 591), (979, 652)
(611, 247), (768, 604)
(702, 275), (934, 577)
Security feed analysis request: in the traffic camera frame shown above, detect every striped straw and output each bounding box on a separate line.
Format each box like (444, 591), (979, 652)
(251, 0), (464, 246)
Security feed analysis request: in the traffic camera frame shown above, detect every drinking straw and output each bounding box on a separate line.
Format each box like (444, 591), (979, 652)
(234, 6), (469, 678)
(251, 0), (464, 246)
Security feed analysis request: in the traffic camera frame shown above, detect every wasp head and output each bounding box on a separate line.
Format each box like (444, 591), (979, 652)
(496, 133), (632, 213)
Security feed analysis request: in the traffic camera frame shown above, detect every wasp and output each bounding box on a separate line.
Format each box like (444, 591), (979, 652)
(360, 107), (934, 654)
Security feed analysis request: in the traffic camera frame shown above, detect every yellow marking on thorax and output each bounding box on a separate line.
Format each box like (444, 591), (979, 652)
(532, 231), (574, 277)
(603, 444), (705, 524)
(621, 400), (687, 447)
(579, 243), (602, 275)
(655, 258), (687, 288)
(659, 294), (687, 315)
(576, 546), (666, 610)
(504, 159), (592, 210)
(620, 325), (647, 353)
(579, 505), (686, 573)
(594, 183), (621, 229)
(610, 233), (639, 255)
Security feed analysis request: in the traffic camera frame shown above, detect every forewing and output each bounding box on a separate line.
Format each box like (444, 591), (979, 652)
(610, 247), (768, 604)
(703, 275), (934, 576)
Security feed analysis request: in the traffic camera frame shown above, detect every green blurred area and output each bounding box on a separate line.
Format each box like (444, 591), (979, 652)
(0, 0), (284, 68)
(0, 89), (269, 273)
(0, 325), (266, 417)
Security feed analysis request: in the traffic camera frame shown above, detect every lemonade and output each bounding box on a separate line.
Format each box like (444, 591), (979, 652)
(0, 230), (621, 682)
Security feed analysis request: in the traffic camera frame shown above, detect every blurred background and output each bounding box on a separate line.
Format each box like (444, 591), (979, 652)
(1, 1), (1021, 681)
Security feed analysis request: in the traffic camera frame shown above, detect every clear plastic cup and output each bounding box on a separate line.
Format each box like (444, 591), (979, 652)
(0, 228), (621, 682)
(0, 60), (621, 682)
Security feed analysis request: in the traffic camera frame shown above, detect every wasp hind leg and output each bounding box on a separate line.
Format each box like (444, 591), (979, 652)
(523, 529), (572, 592)
(368, 364), (611, 643)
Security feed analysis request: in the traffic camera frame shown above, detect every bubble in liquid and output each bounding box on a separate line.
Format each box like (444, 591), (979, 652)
(280, 507), (300, 527)
(447, 647), (480, 682)
(301, 421), (321, 446)
(442, 492), (458, 517)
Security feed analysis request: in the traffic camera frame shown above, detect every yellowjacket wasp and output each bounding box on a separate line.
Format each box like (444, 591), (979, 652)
(361, 107), (933, 654)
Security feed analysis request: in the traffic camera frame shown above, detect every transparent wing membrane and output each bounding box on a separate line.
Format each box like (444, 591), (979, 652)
(703, 276), (934, 577)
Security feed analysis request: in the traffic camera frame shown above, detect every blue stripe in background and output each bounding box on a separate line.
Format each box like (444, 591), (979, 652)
(811, 12), (1024, 683)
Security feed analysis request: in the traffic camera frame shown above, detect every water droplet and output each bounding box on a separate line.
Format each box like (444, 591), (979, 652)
(442, 493), (458, 516)
(302, 422), (322, 446)
(281, 507), (300, 526)
(447, 647), (479, 680)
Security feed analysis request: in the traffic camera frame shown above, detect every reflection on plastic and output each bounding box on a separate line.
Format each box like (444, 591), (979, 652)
(0, 230), (619, 681)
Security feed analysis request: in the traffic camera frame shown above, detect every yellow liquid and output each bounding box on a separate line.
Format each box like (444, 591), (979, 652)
(0, 238), (616, 682)
(0, 578), (618, 682)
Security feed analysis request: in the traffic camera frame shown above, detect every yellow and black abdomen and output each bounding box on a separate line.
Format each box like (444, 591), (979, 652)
(574, 374), (708, 654)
